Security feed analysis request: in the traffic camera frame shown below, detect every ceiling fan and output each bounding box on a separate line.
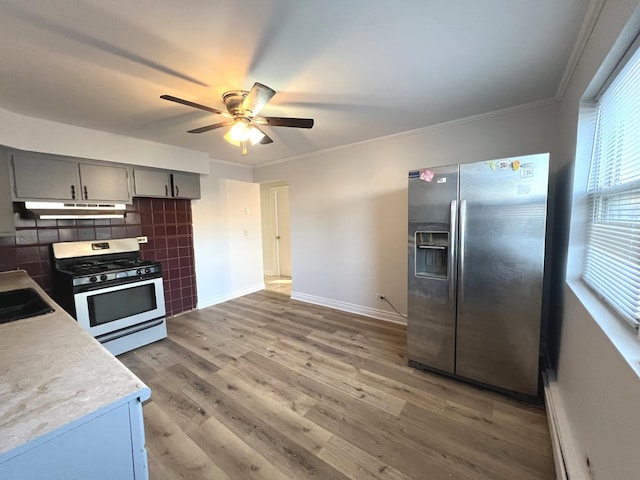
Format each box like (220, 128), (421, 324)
(160, 82), (314, 155)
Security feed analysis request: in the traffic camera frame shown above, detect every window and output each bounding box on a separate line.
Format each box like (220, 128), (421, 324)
(583, 43), (640, 328)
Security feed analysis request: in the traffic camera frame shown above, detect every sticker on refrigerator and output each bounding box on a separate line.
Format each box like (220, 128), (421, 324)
(495, 160), (511, 171)
(520, 163), (534, 178)
(409, 170), (420, 178)
(420, 170), (435, 182)
(485, 161), (496, 171)
(436, 177), (447, 183)
(512, 160), (520, 171)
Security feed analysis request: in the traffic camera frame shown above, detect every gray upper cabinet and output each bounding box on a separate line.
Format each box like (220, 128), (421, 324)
(0, 156), (15, 236)
(12, 153), (80, 201)
(11, 152), (131, 203)
(172, 173), (201, 199)
(10, 150), (198, 204)
(79, 163), (130, 203)
(133, 169), (171, 198)
(133, 169), (200, 199)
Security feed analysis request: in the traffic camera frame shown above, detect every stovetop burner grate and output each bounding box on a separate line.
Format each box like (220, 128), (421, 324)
(60, 259), (157, 276)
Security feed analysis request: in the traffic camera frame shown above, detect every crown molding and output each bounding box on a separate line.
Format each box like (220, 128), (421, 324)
(556, 0), (607, 100)
(255, 98), (557, 169)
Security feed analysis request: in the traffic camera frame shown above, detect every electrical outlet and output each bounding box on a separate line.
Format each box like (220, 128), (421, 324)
(376, 293), (384, 301)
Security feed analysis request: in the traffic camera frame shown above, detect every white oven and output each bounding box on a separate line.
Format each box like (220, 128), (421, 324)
(53, 238), (168, 356)
(74, 277), (166, 338)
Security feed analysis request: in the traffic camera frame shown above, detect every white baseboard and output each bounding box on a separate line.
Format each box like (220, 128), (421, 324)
(290, 291), (406, 325)
(543, 369), (589, 480)
(197, 282), (265, 309)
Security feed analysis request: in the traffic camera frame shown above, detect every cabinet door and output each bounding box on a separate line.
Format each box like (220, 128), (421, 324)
(172, 173), (201, 199)
(133, 169), (171, 197)
(12, 153), (79, 201)
(0, 157), (15, 236)
(79, 163), (131, 203)
(0, 402), (138, 480)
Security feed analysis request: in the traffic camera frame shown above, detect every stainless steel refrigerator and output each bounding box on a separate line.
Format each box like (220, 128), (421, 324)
(407, 153), (549, 397)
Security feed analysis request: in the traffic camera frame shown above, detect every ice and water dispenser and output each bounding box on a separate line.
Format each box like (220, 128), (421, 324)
(415, 231), (448, 279)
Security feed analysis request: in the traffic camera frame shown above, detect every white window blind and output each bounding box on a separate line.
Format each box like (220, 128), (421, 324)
(583, 44), (640, 328)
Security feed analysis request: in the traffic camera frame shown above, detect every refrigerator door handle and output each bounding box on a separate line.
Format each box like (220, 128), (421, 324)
(449, 200), (457, 310)
(458, 199), (467, 309)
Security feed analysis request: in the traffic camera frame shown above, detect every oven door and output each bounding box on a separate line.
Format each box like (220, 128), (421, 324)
(73, 277), (166, 337)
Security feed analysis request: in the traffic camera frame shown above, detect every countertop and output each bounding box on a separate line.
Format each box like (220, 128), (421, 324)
(0, 270), (150, 459)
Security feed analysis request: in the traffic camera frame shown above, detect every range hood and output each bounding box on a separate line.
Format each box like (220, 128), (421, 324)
(24, 201), (126, 219)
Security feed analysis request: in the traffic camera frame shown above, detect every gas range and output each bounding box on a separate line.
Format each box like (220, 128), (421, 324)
(51, 238), (167, 356)
(53, 239), (162, 288)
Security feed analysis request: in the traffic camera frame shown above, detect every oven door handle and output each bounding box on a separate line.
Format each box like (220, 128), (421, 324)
(95, 318), (165, 344)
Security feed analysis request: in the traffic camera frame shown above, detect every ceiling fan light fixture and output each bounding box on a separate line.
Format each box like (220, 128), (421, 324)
(227, 119), (250, 142)
(248, 126), (265, 146)
(224, 120), (265, 148)
(223, 130), (241, 146)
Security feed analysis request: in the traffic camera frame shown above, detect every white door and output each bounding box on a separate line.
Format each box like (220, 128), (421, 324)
(272, 186), (291, 277)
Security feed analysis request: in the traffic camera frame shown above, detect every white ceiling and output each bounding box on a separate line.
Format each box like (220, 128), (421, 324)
(0, 0), (591, 166)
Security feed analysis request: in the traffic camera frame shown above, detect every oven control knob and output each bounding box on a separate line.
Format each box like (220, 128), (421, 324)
(100, 274), (107, 281)
(136, 269), (143, 275)
(144, 267), (151, 274)
(90, 276), (97, 283)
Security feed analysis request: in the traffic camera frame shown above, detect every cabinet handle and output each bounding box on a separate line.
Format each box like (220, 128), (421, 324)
(83, 185), (88, 200)
(165, 184), (168, 196)
(175, 185), (179, 196)
(71, 185), (76, 200)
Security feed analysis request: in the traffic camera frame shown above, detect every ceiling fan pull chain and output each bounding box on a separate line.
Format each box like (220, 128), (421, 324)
(242, 139), (248, 156)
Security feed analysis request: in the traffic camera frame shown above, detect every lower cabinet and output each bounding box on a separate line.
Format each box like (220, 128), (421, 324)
(0, 399), (148, 480)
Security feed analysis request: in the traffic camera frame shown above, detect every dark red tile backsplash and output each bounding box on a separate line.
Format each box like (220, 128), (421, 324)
(0, 198), (197, 318)
(136, 198), (197, 317)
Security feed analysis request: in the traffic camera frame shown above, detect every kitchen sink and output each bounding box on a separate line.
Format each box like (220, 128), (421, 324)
(0, 288), (54, 324)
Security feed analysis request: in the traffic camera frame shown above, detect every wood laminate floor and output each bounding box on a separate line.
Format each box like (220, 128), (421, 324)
(119, 290), (555, 480)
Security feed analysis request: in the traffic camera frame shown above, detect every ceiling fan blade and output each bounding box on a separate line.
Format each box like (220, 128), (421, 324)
(160, 94), (224, 115)
(187, 121), (235, 134)
(242, 82), (276, 117)
(251, 125), (273, 144)
(261, 116), (314, 128)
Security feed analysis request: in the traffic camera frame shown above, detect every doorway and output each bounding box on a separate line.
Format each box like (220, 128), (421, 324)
(260, 182), (292, 295)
